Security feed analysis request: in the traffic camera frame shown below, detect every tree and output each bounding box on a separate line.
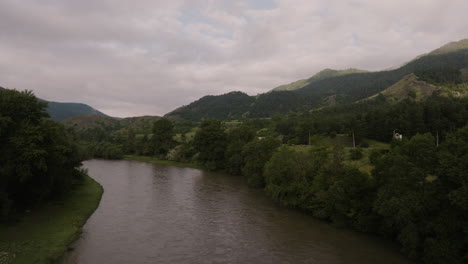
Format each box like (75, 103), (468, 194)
(225, 123), (256, 175)
(0, 89), (84, 217)
(150, 118), (175, 158)
(193, 119), (227, 170)
(242, 137), (280, 187)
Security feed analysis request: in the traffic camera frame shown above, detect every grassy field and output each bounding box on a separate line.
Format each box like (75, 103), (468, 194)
(124, 155), (204, 170)
(0, 175), (103, 264)
(290, 136), (390, 175)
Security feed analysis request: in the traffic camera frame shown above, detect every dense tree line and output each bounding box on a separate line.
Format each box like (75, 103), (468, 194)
(171, 117), (467, 263)
(0, 89), (86, 218)
(259, 130), (468, 263)
(272, 96), (468, 144)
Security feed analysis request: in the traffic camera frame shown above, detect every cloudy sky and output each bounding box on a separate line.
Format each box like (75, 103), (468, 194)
(1, 0), (467, 117)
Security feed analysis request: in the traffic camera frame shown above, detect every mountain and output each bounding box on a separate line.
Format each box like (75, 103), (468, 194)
(295, 45), (468, 104)
(165, 39), (468, 122)
(166, 91), (254, 121)
(272, 68), (367, 92)
(46, 101), (109, 121)
(428, 39), (468, 56)
(362, 74), (439, 103)
(164, 90), (309, 121)
(0, 86), (109, 121)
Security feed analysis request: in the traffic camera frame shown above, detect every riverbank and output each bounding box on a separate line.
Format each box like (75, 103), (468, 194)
(0, 175), (103, 264)
(124, 155), (204, 170)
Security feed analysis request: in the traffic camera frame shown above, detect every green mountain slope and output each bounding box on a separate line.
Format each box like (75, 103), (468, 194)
(296, 47), (468, 104)
(272, 68), (367, 91)
(1, 87), (109, 121)
(46, 101), (109, 121)
(165, 40), (468, 121)
(362, 73), (439, 103)
(166, 91), (255, 121)
(164, 90), (311, 121)
(428, 39), (468, 55)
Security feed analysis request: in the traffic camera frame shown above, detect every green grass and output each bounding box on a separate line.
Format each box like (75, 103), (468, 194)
(289, 136), (390, 175)
(0, 176), (103, 264)
(124, 155), (204, 170)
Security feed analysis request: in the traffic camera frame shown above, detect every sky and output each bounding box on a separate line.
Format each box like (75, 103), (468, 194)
(1, 0), (467, 117)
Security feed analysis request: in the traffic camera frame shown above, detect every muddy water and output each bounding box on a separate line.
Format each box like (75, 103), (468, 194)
(61, 160), (412, 264)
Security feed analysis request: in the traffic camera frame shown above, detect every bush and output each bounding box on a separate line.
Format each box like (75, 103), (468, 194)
(350, 148), (363, 160)
(359, 140), (370, 148)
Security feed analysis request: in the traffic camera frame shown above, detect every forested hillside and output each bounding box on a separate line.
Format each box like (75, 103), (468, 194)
(272, 68), (367, 92)
(165, 39), (468, 121)
(0, 86), (109, 121)
(46, 101), (109, 121)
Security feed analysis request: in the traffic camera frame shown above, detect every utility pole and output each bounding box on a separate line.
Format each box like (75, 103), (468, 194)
(436, 131), (439, 147)
(352, 130), (356, 148)
(308, 130), (311, 146)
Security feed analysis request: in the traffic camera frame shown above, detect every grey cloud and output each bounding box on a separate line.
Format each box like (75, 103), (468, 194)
(1, 0), (468, 117)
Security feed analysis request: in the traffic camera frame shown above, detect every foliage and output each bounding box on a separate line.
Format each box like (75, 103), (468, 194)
(224, 123), (257, 175)
(192, 119), (228, 170)
(241, 137), (280, 188)
(271, 96), (468, 144)
(264, 146), (377, 231)
(0, 89), (86, 217)
(150, 118), (175, 158)
(0, 175), (102, 264)
(349, 148), (364, 160)
(372, 131), (468, 263)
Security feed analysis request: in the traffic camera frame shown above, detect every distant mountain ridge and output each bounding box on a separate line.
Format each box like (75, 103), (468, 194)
(46, 101), (109, 121)
(272, 68), (368, 92)
(0, 86), (110, 121)
(165, 39), (468, 121)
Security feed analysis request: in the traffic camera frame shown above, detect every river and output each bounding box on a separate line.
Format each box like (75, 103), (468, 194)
(61, 160), (412, 264)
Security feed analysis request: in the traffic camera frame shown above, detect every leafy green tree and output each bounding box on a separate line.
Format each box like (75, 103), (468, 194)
(151, 118), (175, 158)
(372, 134), (441, 260)
(349, 148), (363, 160)
(225, 123), (256, 175)
(193, 119), (227, 170)
(264, 147), (324, 206)
(0, 89), (84, 217)
(242, 137), (280, 187)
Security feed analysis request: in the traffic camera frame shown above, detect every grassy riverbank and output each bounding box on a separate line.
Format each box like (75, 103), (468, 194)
(124, 155), (204, 170)
(0, 175), (103, 264)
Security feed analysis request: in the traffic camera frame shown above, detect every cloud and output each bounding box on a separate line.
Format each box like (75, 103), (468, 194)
(0, 0), (467, 117)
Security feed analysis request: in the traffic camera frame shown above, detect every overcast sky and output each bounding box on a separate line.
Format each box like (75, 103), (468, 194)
(1, 0), (467, 117)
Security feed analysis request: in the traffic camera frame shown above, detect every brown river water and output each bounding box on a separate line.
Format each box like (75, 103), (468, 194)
(61, 159), (412, 264)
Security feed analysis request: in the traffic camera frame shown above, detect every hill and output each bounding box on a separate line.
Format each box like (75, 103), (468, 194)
(0, 86), (110, 121)
(166, 91), (254, 121)
(165, 90), (310, 121)
(46, 101), (109, 121)
(428, 39), (468, 56)
(165, 39), (468, 121)
(296, 44), (468, 104)
(362, 74), (439, 103)
(272, 68), (367, 92)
